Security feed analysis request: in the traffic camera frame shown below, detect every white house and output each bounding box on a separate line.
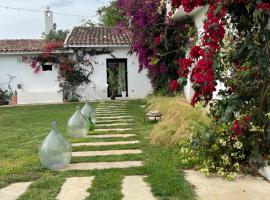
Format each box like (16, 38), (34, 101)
(0, 39), (63, 104)
(0, 28), (152, 105)
(64, 26), (153, 100)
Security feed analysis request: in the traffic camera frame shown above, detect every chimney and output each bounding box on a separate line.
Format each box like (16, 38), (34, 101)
(45, 6), (53, 34)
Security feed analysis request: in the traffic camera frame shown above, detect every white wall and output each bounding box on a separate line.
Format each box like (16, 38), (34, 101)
(77, 47), (153, 100)
(0, 53), (63, 104)
(0, 48), (152, 104)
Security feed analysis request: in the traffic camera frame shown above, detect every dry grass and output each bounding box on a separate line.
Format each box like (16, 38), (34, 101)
(146, 95), (211, 145)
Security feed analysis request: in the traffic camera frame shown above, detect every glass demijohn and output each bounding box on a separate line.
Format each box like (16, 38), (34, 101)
(39, 122), (72, 170)
(81, 100), (97, 124)
(67, 106), (89, 138)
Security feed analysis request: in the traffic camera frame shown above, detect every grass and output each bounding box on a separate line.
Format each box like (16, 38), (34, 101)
(146, 95), (211, 145)
(0, 100), (195, 200)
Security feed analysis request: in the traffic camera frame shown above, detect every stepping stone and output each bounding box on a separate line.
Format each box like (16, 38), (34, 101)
(87, 134), (136, 138)
(72, 141), (140, 147)
(98, 116), (133, 120)
(95, 123), (132, 127)
(57, 177), (93, 200)
(95, 128), (133, 132)
(60, 161), (143, 171)
(0, 182), (32, 200)
(96, 110), (128, 112)
(122, 176), (156, 200)
(97, 106), (127, 108)
(96, 113), (130, 116)
(185, 170), (270, 200)
(72, 149), (142, 157)
(97, 119), (134, 123)
(97, 112), (129, 115)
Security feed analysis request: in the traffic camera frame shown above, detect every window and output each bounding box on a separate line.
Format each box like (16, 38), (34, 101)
(42, 64), (53, 71)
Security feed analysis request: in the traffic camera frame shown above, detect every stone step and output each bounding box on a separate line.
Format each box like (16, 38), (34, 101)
(95, 123), (132, 127)
(95, 128), (133, 132)
(87, 134), (136, 138)
(0, 182), (32, 200)
(96, 113), (130, 116)
(72, 141), (140, 147)
(60, 161), (143, 171)
(122, 176), (156, 200)
(96, 109), (128, 111)
(72, 149), (142, 157)
(97, 106), (127, 109)
(97, 119), (134, 124)
(98, 116), (133, 120)
(97, 115), (133, 119)
(56, 177), (94, 200)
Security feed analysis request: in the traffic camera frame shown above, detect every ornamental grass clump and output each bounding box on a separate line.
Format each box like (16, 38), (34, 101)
(146, 96), (211, 145)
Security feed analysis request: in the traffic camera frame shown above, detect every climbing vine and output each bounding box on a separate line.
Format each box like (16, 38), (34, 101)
(22, 41), (112, 99)
(117, 0), (196, 94)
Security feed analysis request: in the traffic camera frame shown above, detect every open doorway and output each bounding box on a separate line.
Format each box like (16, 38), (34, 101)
(106, 59), (128, 98)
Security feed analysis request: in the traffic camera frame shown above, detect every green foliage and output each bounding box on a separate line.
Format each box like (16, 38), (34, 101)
(97, 1), (128, 26)
(0, 88), (12, 102)
(42, 24), (69, 42)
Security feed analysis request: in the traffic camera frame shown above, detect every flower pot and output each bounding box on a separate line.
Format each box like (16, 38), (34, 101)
(121, 91), (127, 97)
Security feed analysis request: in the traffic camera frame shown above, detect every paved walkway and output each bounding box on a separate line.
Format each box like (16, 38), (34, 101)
(0, 101), (156, 200)
(185, 170), (270, 200)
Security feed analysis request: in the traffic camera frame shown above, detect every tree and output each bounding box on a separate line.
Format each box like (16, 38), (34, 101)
(97, 0), (128, 26)
(42, 23), (69, 42)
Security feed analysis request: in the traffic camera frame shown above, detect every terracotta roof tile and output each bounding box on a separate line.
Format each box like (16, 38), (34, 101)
(0, 39), (44, 53)
(66, 26), (131, 46)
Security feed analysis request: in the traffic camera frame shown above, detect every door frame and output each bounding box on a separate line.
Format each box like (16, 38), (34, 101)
(106, 58), (128, 98)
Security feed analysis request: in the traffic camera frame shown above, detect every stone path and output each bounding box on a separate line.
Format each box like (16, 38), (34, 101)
(87, 133), (136, 138)
(2, 101), (156, 200)
(60, 161), (143, 171)
(72, 149), (142, 157)
(122, 176), (156, 200)
(95, 128), (133, 132)
(56, 177), (94, 200)
(0, 182), (32, 200)
(72, 140), (140, 147)
(185, 170), (270, 200)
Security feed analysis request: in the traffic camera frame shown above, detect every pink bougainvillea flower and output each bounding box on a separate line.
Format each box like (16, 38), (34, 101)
(256, 2), (270, 12)
(169, 80), (179, 91)
(189, 46), (202, 59)
(154, 36), (161, 46)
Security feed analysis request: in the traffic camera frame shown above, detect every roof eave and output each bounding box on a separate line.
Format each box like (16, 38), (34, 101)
(65, 44), (130, 48)
(0, 51), (43, 55)
(0, 49), (73, 55)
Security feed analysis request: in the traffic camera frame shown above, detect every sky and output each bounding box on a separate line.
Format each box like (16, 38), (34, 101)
(0, 0), (111, 39)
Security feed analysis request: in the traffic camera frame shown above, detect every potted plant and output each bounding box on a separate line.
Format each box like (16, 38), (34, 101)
(107, 68), (118, 100)
(0, 89), (11, 106)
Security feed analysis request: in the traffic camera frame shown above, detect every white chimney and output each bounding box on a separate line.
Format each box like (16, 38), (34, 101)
(45, 6), (53, 34)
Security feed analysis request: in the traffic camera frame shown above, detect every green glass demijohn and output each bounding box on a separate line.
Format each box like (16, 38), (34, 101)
(39, 122), (72, 170)
(81, 100), (97, 126)
(67, 106), (88, 138)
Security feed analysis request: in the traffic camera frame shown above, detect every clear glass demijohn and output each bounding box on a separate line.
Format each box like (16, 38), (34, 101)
(81, 100), (97, 124)
(67, 106), (89, 138)
(39, 122), (72, 170)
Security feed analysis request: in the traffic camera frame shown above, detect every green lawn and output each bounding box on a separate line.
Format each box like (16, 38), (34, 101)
(0, 100), (195, 200)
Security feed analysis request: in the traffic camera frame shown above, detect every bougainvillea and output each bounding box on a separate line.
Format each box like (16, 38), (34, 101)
(169, 0), (270, 174)
(118, 0), (270, 175)
(117, 0), (196, 94)
(22, 40), (111, 100)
